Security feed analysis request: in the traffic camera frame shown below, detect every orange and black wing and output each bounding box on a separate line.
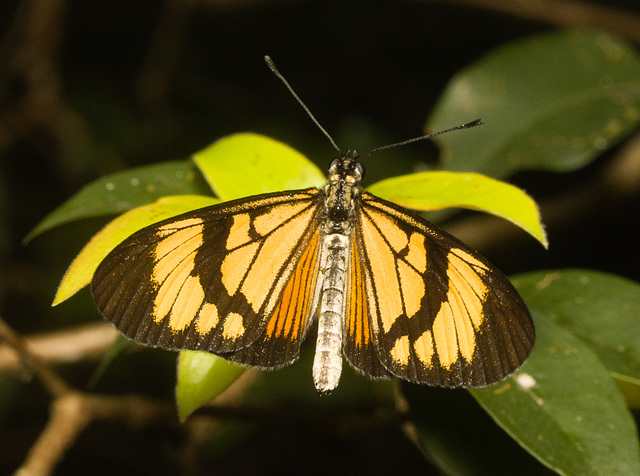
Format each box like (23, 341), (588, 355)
(343, 192), (534, 387)
(92, 188), (324, 368)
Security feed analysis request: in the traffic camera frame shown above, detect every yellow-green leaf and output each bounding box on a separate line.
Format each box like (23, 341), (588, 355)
(367, 171), (547, 247)
(176, 350), (246, 422)
(193, 132), (326, 201)
(53, 195), (218, 305)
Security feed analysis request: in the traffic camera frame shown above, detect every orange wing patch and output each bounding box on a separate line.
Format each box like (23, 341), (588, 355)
(342, 232), (391, 378)
(266, 230), (321, 340)
(221, 227), (322, 368)
(240, 204), (317, 315)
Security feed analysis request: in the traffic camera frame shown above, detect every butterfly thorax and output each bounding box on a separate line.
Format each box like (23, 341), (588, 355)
(323, 153), (364, 227)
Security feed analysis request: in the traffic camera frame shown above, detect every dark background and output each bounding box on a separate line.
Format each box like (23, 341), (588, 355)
(2, 1), (640, 474)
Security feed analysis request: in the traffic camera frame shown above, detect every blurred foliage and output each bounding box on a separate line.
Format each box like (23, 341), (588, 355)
(3, 1), (640, 475)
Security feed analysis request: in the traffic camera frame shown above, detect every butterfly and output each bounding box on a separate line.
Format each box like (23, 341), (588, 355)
(91, 58), (535, 394)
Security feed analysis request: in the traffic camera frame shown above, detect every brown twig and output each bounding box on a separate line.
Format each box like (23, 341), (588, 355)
(0, 315), (179, 476)
(0, 322), (118, 375)
(16, 391), (179, 476)
(15, 392), (90, 476)
(0, 316), (69, 397)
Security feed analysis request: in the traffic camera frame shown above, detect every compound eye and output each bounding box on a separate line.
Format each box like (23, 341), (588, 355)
(328, 158), (341, 173)
(354, 161), (365, 180)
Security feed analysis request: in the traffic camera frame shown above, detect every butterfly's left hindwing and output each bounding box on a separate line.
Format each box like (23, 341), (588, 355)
(92, 188), (323, 368)
(349, 193), (534, 387)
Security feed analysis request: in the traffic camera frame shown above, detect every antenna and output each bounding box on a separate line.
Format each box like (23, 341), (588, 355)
(265, 56), (342, 155)
(361, 119), (484, 158)
(265, 55), (484, 159)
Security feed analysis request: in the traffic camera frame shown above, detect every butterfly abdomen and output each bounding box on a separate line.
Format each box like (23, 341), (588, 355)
(313, 233), (350, 394)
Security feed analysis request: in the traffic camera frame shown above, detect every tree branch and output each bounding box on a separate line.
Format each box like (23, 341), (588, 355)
(0, 322), (118, 375)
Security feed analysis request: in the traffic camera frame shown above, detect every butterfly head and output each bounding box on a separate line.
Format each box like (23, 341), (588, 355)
(328, 152), (365, 187)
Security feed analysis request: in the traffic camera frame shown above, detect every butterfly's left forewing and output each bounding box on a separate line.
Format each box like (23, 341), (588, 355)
(351, 192), (534, 387)
(92, 188), (324, 367)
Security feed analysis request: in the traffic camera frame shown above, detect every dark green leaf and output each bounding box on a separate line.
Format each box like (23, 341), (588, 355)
(404, 384), (552, 475)
(470, 315), (640, 475)
(513, 269), (640, 385)
(27, 161), (211, 241)
(429, 31), (640, 177)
